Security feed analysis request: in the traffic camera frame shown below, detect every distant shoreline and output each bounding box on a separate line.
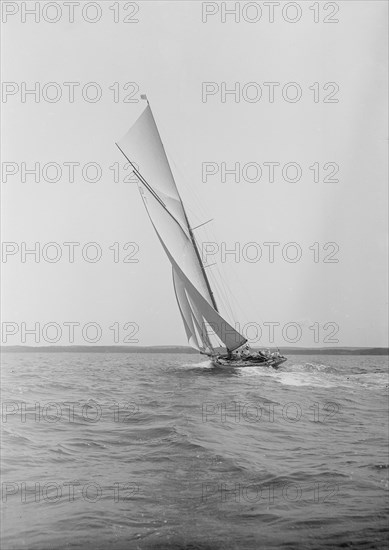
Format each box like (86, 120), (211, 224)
(1, 346), (388, 355)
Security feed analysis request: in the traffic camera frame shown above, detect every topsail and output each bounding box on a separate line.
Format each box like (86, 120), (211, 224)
(116, 99), (247, 354)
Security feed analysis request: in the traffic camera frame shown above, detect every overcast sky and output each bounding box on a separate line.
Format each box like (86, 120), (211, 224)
(1, 1), (388, 348)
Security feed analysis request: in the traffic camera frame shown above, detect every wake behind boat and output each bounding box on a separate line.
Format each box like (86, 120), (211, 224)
(116, 95), (287, 369)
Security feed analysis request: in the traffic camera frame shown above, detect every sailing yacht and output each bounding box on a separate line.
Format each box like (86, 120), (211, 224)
(116, 96), (286, 369)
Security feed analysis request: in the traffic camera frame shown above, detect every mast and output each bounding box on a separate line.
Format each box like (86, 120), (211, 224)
(116, 96), (249, 354)
(185, 212), (219, 313)
(144, 95), (219, 313)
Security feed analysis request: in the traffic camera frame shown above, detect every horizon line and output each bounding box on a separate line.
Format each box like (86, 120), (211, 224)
(1, 344), (388, 355)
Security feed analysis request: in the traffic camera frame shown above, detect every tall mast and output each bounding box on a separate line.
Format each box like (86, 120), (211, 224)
(144, 95), (219, 313)
(184, 212), (219, 313)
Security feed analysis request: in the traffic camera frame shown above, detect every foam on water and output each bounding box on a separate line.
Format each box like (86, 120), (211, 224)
(233, 359), (389, 391)
(182, 360), (211, 369)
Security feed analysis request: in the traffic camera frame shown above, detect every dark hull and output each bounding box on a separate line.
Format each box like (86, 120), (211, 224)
(211, 356), (287, 369)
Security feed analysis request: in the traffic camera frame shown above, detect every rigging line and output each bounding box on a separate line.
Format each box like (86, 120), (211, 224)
(168, 153), (210, 226)
(116, 141), (219, 315)
(161, 153), (223, 317)
(201, 219), (238, 324)
(144, 102), (220, 315)
(187, 224), (219, 313)
(217, 271), (236, 321)
(154, 216), (244, 351)
(217, 261), (240, 318)
(166, 147), (241, 322)
(203, 207), (250, 323)
(117, 140), (220, 315)
(210, 268), (236, 325)
(199, 233), (233, 323)
(200, 230), (236, 324)
(206, 242), (235, 320)
(115, 142), (189, 239)
(192, 219), (214, 231)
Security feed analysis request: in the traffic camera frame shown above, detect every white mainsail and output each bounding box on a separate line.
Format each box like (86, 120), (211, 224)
(116, 99), (247, 354)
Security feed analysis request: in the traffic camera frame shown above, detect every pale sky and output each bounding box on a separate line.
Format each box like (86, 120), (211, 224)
(1, 1), (388, 348)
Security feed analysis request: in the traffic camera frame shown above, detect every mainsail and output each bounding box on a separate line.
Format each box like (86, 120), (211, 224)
(116, 98), (247, 354)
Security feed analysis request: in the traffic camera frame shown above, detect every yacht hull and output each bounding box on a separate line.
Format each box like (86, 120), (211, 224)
(211, 356), (287, 369)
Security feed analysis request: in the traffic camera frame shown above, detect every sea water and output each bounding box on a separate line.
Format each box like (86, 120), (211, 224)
(1, 353), (388, 549)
